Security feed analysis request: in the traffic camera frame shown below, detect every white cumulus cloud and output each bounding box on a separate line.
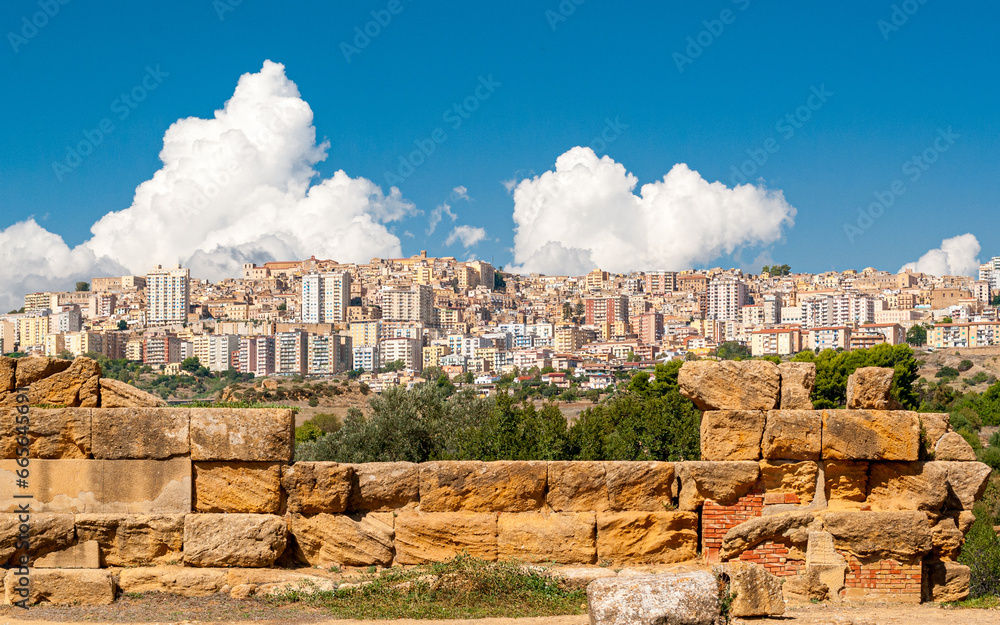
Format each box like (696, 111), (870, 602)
(508, 147), (797, 275)
(0, 61), (414, 311)
(900, 233), (981, 277)
(451, 186), (470, 201)
(426, 203), (457, 236)
(445, 225), (487, 248)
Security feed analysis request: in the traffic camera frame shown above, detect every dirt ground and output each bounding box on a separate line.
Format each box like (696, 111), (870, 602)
(1, 600), (998, 625)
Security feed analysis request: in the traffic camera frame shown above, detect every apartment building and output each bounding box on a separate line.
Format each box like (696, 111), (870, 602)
(146, 265), (190, 325)
(585, 296), (627, 326)
(348, 320), (382, 348)
(927, 322), (1000, 348)
(275, 330), (308, 376)
(143, 334), (182, 366)
(238, 336), (275, 377)
(643, 271), (676, 295)
(352, 345), (379, 372)
(301, 271), (351, 324)
(308, 334), (353, 375)
(806, 326), (851, 351)
(380, 337), (421, 371)
(193, 334), (240, 373)
(18, 312), (50, 352)
(381, 284), (434, 323)
(707, 278), (747, 322)
(750, 328), (803, 357)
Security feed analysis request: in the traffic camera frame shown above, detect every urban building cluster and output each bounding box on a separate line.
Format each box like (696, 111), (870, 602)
(3, 253), (999, 388)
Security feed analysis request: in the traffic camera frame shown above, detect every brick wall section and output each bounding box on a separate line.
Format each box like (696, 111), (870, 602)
(737, 539), (805, 577)
(842, 555), (922, 602)
(701, 488), (763, 563)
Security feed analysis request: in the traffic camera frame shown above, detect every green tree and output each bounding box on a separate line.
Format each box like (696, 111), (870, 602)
(992, 295), (1000, 307)
(941, 316), (953, 324)
(75, 281), (90, 292)
(562, 302), (572, 320)
(117, 320), (129, 331)
(716, 341), (751, 360)
(181, 357), (201, 373)
(56, 349), (74, 360)
(381, 360), (405, 372)
(494, 271), (506, 291)
(906, 324), (927, 346)
(791, 344), (920, 409)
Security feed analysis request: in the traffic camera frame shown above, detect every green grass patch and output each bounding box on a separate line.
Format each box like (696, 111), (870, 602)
(946, 595), (1000, 609)
(183, 401), (299, 412)
(264, 555), (586, 619)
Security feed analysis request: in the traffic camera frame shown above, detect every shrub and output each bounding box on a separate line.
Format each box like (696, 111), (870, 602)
(979, 447), (1000, 471)
(958, 359), (975, 372)
(308, 397), (319, 407)
(295, 421), (323, 443)
(937, 366), (960, 380)
(990, 430), (1000, 448)
(959, 500), (1000, 597)
(311, 413), (342, 433)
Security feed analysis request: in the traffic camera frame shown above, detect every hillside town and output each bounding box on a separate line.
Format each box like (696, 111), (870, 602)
(2, 253), (999, 392)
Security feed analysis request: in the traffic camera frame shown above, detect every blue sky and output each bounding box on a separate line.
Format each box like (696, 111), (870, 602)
(1, 0), (997, 295)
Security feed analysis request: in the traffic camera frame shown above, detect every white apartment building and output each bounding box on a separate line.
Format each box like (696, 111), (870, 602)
(301, 271), (351, 324)
(194, 334), (240, 372)
(380, 285), (434, 323)
(146, 265), (190, 325)
(707, 278), (748, 322)
(275, 330), (308, 375)
(352, 345), (379, 372)
(238, 336), (275, 377)
(308, 334), (352, 375)
(380, 337), (422, 371)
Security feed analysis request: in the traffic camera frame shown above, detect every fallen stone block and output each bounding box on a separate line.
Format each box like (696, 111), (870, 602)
(13, 356), (72, 388)
(924, 559), (970, 603)
(604, 461), (674, 511)
(0, 407), (91, 459)
(418, 460), (546, 512)
(679, 359), (780, 411)
(190, 408), (294, 462)
(934, 461), (992, 510)
(33, 540), (100, 569)
(282, 462), (352, 514)
(195, 462), (282, 513)
(75, 513), (184, 566)
(118, 566), (227, 596)
(91, 407), (189, 459)
(920, 413), (951, 453)
(346, 461), (418, 511)
(394, 511), (496, 565)
(823, 511), (932, 562)
(782, 568), (830, 603)
(3, 567), (115, 605)
(823, 460), (869, 502)
(0, 513), (75, 565)
(97, 377), (168, 408)
(676, 461), (759, 511)
(586, 571), (719, 625)
(778, 362), (816, 409)
(930, 517), (964, 561)
(699, 410), (765, 461)
(596, 511), (698, 564)
(289, 513), (394, 567)
(762, 410), (822, 460)
(547, 461), (607, 512)
(845, 366), (898, 410)
(546, 566), (616, 590)
(498, 512), (596, 564)
(934, 432), (977, 461)
(720, 511), (816, 560)
(760, 460), (818, 505)
(713, 561), (784, 617)
(9, 357), (102, 408)
(866, 462), (948, 511)
(822, 409), (919, 461)
(183, 513), (287, 567)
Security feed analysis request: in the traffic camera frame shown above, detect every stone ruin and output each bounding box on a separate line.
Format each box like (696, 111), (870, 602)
(0, 355), (993, 607)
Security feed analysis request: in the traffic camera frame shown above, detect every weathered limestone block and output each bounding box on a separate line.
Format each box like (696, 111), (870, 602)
(74, 514), (184, 566)
(586, 571), (719, 625)
(183, 513), (287, 567)
(78, 376), (100, 408)
(934, 432), (977, 461)
(547, 461), (607, 512)
(676, 461), (760, 510)
(604, 461), (674, 511)
(823, 511), (933, 561)
(762, 410), (822, 460)
(678, 360), (780, 411)
(190, 408), (294, 462)
(419, 461), (546, 512)
(713, 561), (785, 617)
(33, 540), (100, 568)
(91, 407), (189, 459)
(720, 512), (817, 560)
(289, 513), (394, 567)
(3, 568), (115, 605)
(118, 566), (227, 596)
(596, 511), (698, 564)
(822, 409), (919, 461)
(394, 511), (497, 564)
(760, 460), (818, 505)
(778, 362), (816, 410)
(0, 513), (75, 565)
(933, 461), (992, 510)
(924, 560), (970, 603)
(0, 408), (91, 459)
(845, 366), (898, 410)
(194, 462), (282, 514)
(699, 410), (765, 461)
(498, 512), (596, 564)
(0, 459), (191, 514)
(346, 461), (418, 511)
(823, 460), (868, 502)
(866, 462), (948, 511)
(281, 462), (352, 514)
(13, 356), (72, 388)
(0, 356), (15, 393)
(804, 531), (847, 600)
(20, 357), (102, 408)
(782, 568), (830, 603)
(97, 377), (168, 408)
(930, 517), (964, 561)
(920, 413), (951, 452)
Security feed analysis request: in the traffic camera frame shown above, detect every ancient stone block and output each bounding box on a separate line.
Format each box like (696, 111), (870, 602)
(762, 410), (822, 460)
(719, 512), (816, 560)
(33, 541), (100, 569)
(934, 432), (977, 461)
(823, 511), (932, 562)
(183, 513), (287, 567)
(933, 461), (992, 510)
(845, 366), (898, 410)
(713, 561), (785, 617)
(604, 461), (674, 511)
(91, 407), (189, 459)
(821, 409), (919, 461)
(930, 518), (964, 561)
(3, 568), (115, 605)
(760, 460), (818, 505)
(419, 461), (546, 512)
(74, 514), (184, 566)
(596, 511), (698, 564)
(346, 461), (418, 511)
(289, 513), (394, 567)
(778, 362), (816, 410)
(823, 460), (868, 502)
(16, 357), (102, 408)
(924, 560), (970, 603)
(190, 408), (294, 462)
(97, 378), (168, 408)
(13, 356), (72, 388)
(0, 356), (15, 393)
(866, 462), (948, 511)
(0, 407), (91, 459)
(547, 461), (607, 512)
(679, 360), (780, 411)
(586, 571), (719, 625)
(498, 512), (596, 564)
(194, 462), (281, 514)
(920, 413), (951, 452)
(0, 459), (191, 514)
(118, 566), (227, 596)
(281, 462), (352, 514)
(676, 461), (760, 510)
(0, 513), (75, 565)
(394, 511), (497, 564)
(700, 410), (765, 461)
